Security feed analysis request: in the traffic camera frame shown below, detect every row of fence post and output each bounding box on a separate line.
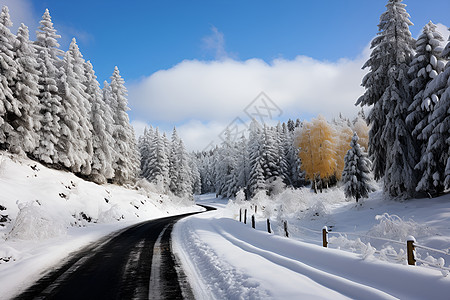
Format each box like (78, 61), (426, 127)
(238, 208), (288, 237)
(240, 208), (417, 266)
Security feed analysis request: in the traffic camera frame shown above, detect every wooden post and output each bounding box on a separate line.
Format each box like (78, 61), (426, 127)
(239, 208), (242, 222)
(244, 209), (247, 224)
(255, 205), (257, 214)
(407, 236), (416, 266)
(322, 226), (328, 248)
(284, 221), (289, 237)
(267, 219), (271, 233)
(252, 215), (255, 229)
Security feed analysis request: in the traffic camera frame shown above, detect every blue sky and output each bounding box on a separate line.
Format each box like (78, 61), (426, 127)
(4, 0), (450, 150)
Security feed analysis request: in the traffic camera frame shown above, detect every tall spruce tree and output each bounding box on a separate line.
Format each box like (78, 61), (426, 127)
(342, 133), (374, 202)
(109, 66), (139, 184)
(85, 60), (114, 183)
(356, 0), (416, 185)
(33, 9), (64, 164)
(418, 32), (450, 193)
(58, 38), (93, 174)
(10, 23), (40, 154)
(0, 6), (19, 150)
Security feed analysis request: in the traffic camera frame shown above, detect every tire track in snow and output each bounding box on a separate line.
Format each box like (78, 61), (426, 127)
(210, 221), (398, 300)
(173, 219), (272, 299)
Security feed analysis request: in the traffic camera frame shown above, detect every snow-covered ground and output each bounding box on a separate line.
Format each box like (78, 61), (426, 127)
(0, 151), (202, 299)
(173, 192), (450, 299)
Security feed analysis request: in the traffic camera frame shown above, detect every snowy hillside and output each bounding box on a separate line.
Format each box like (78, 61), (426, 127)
(0, 151), (202, 298)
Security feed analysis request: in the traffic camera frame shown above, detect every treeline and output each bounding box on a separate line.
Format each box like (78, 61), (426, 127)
(138, 127), (201, 198)
(0, 7), (139, 184)
(195, 115), (368, 198)
(357, 0), (450, 198)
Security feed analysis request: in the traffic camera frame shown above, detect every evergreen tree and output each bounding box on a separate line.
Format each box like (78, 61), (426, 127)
(342, 133), (375, 202)
(169, 127), (180, 193)
(0, 6), (19, 150)
(189, 153), (202, 195)
(215, 129), (236, 197)
(109, 66), (139, 184)
(147, 128), (170, 191)
(356, 0), (416, 183)
(58, 38), (93, 174)
(248, 120), (266, 196)
(235, 134), (250, 197)
(418, 32), (450, 193)
(85, 60), (114, 183)
(10, 23), (40, 154)
(138, 126), (153, 179)
(175, 139), (192, 198)
(33, 9), (64, 164)
(275, 123), (289, 185)
(261, 125), (280, 193)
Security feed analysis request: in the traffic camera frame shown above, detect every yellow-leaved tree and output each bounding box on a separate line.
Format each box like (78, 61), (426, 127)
(295, 115), (336, 191)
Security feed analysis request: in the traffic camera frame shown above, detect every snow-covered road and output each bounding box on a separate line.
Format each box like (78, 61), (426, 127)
(172, 194), (450, 299)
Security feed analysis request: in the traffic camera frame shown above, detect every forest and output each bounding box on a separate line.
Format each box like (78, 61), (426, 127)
(1, 0), (450, 202)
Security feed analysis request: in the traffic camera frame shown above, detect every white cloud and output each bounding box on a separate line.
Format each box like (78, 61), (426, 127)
(128, 48), (370, 151)
(202, 25), (229, 60)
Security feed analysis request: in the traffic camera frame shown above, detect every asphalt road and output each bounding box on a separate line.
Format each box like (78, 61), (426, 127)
(13, 206), (214, 300)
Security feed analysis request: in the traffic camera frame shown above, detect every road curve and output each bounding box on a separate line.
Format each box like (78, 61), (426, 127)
(13, 206), (214, 300)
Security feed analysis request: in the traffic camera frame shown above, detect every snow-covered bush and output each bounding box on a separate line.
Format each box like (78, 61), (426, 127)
(8, 201), (67, 240)
(368, 213), (434, 241)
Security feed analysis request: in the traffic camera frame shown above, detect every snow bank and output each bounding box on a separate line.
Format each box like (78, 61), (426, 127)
(174, 196), (450, 299)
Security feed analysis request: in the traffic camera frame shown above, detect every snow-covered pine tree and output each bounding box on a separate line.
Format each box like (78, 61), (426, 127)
(189, 152), (202, 195)
(248, 120), (266, 196)
(215, 128), (236, 197)
(162, 132), (172, 191)
(174, 139), (193, 198)
(356, 0), (416, 182)
(284, 122), (303, 188)
(138, 126), (153, 179)
(275, 123), (289, 185)
(109, 66), (139, 184)
(236, 134), (250, 198)
(57, 38), (93, 174)
(196, 148), (217, 194)
(334, 118), (353, 181)
(9, 23), (40, 154)
(379, 1), (418, 198)
(168, 127), (180, 193)
(0, 6), (19, 150)
(225, 142), (239, 198)
(407, 22), (445, 135)
(147, 128), (170, 191)
(33, 9), (64, 164)
(85, 60), (114, 183)
(407, 21), (445, 156)
(342, 133), (374, 202)
(261, 125), (280, 194)
(417, 31), (450, 193)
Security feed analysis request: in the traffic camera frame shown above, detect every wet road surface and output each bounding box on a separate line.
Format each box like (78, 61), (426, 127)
(14, 206), (214, 300)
